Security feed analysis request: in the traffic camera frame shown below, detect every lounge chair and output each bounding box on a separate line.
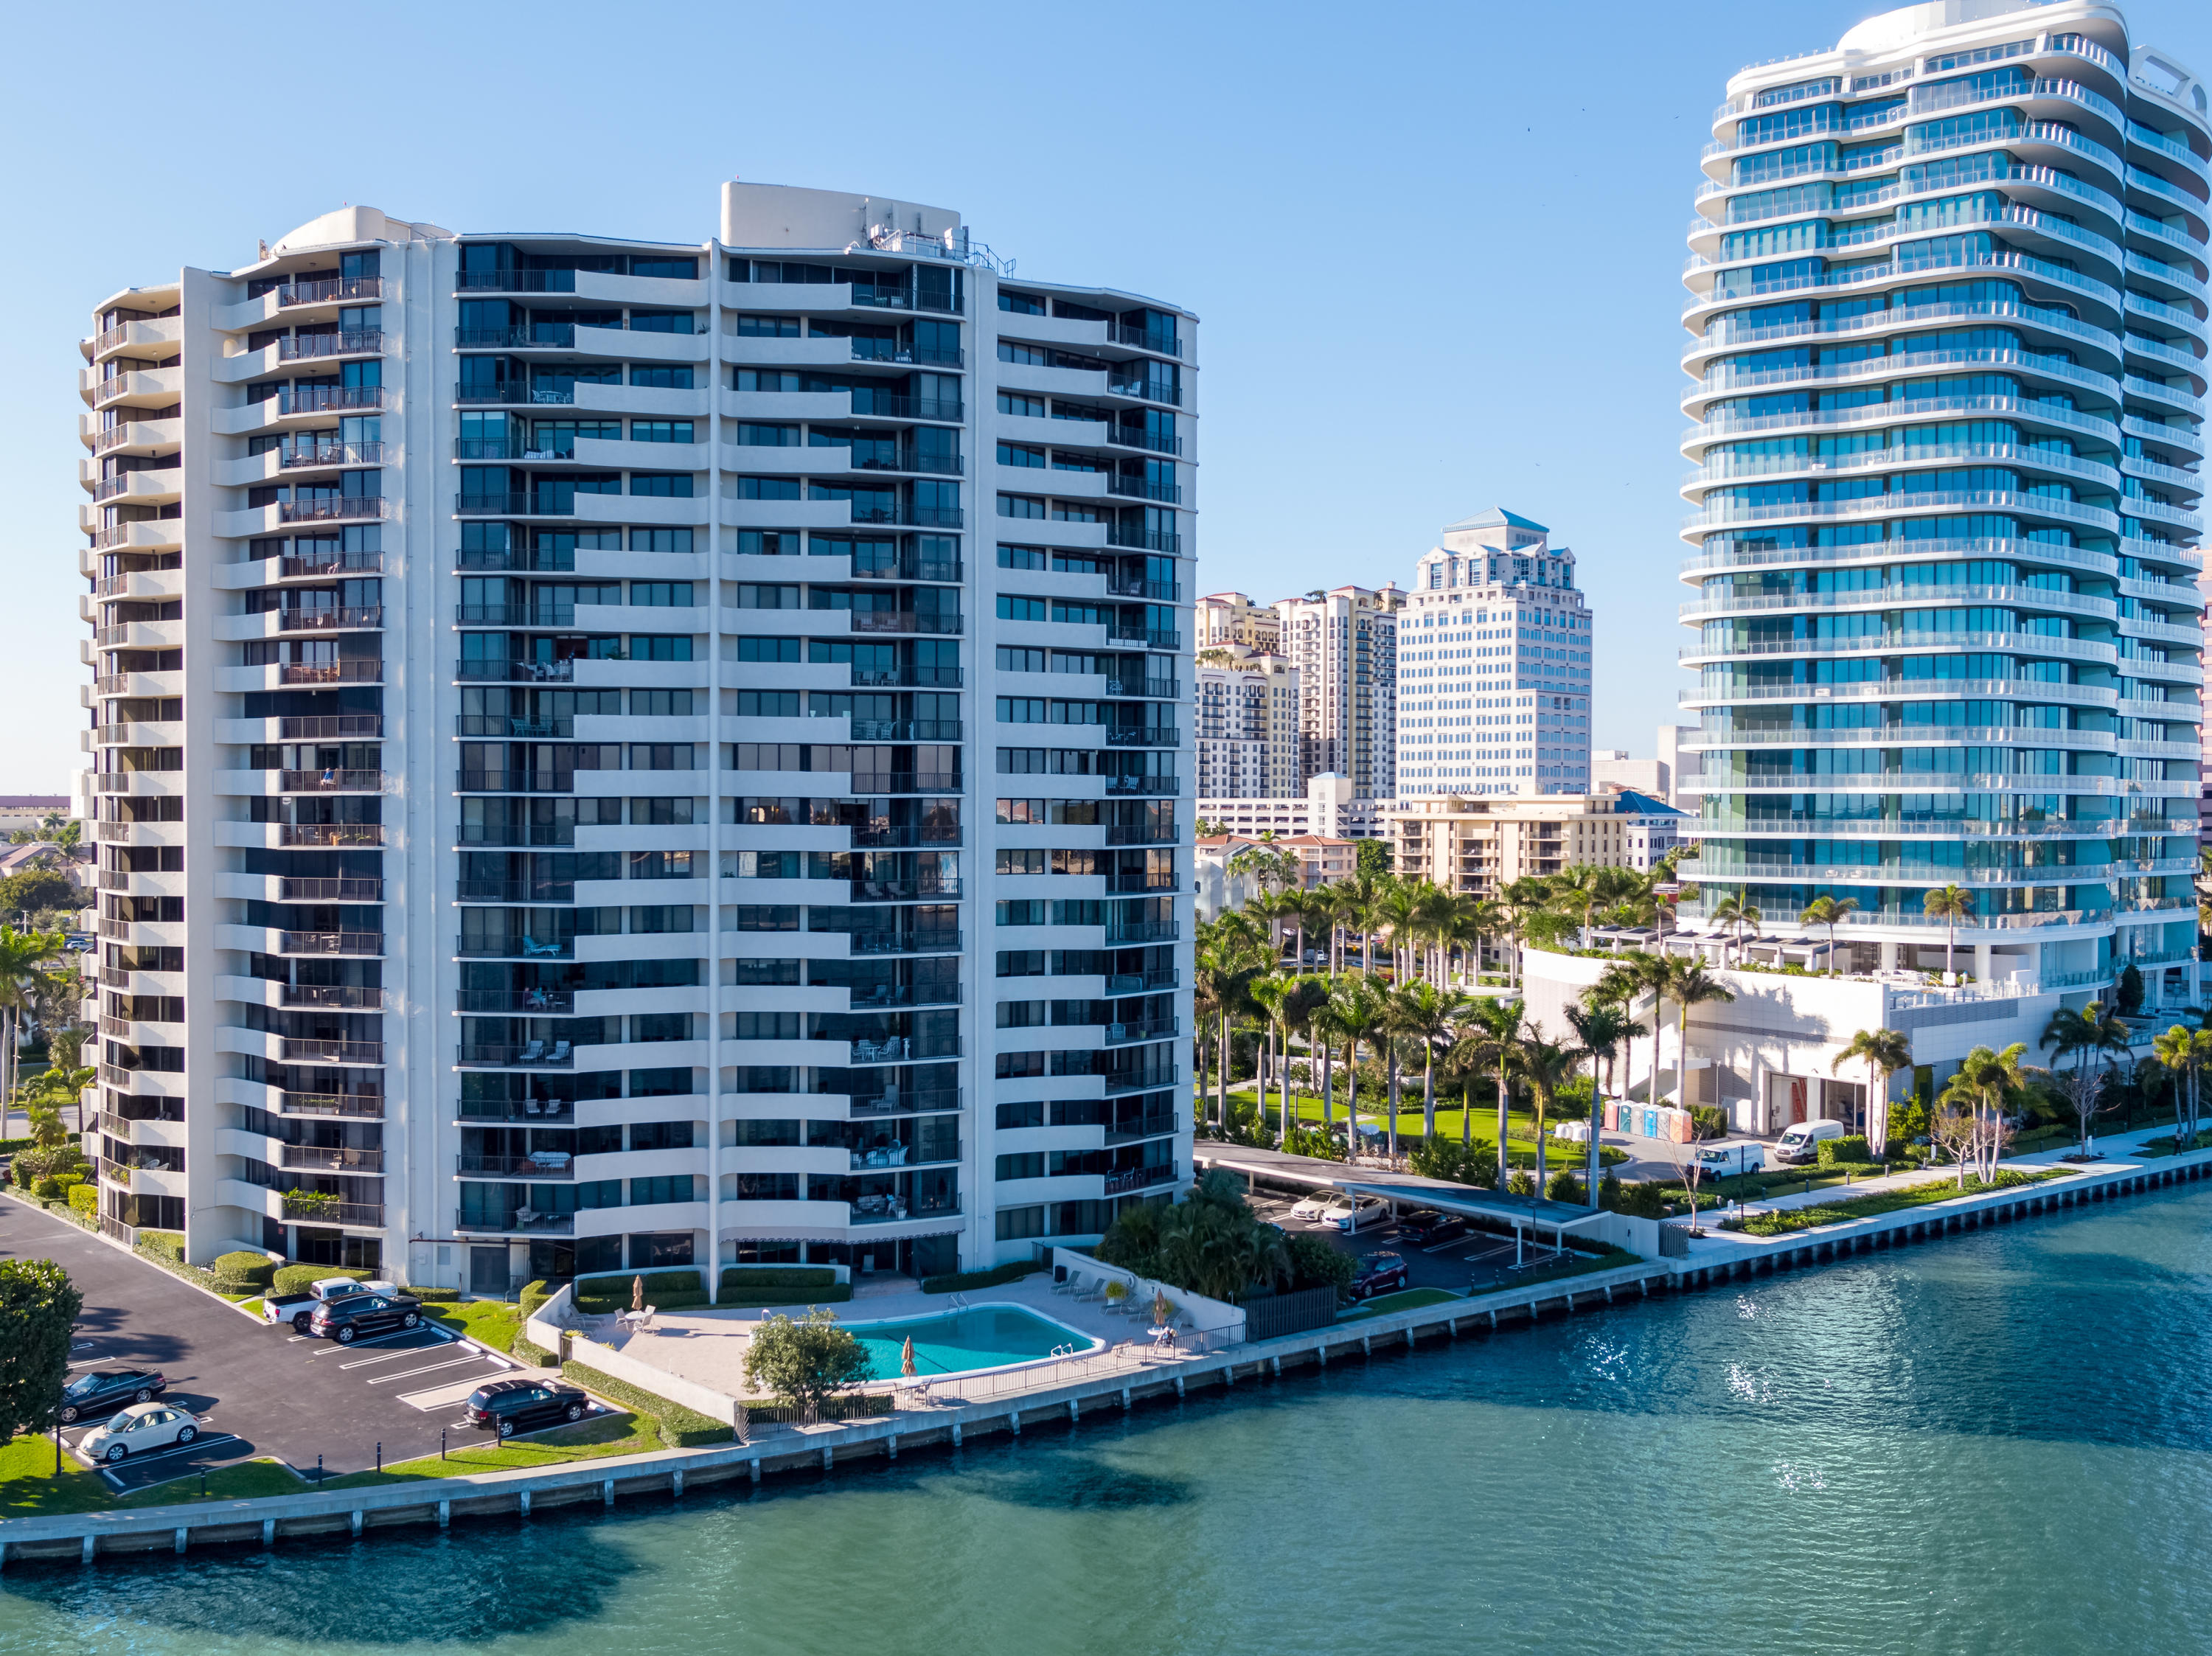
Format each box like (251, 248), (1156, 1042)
(1053, 1271), (1082, 1297)
(547, 1040), (571, 1064)
(518, 1040), (546, 1064)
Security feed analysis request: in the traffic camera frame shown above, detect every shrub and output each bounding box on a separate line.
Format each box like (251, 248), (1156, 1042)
(518, 1280), (552, 1318)
(572, 1270), (709, 1315)
(1688, 1105), (1727, 1141)
(510, 1335), (557, 1367)
(272, 1264), (366, 1298)
(398, 1284), (461, 1302)
(1409, 1135), (1495, 1188)
(1506, 1171), (1537, 1197)
(1597, 1172), (1624, 1212)
(719, 1266), (839, 1289)
(1284, 1232), (1356, 1304)
(139, 1231), (184, 1263)
(561, 1360), (734, 1448)
(920, 1260), (1041, 1295)
(1816, 1135), (1874, 1169)
(743, 1307), (873, 1417)
(67, 1183), (97, 1215)
(32, 1177), (60, 1200)
(1545, 1169), (1586, 1204)
(212, 1251), (277, 1292)
(1613, 1180), (1669, 1220)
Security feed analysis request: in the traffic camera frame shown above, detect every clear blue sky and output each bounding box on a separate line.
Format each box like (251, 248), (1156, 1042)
(1, 0), (2203, 790)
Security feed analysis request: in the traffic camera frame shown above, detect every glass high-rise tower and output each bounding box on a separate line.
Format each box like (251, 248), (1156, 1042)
(1680, 1), (2209, 1001)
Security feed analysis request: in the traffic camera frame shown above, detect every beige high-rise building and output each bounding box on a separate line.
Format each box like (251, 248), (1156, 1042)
(1384, 793), (1642, 900)
(1273, 582), (1403, 801)
(1194, 646), (1300, 799)
(1194, 591), (1281, 653)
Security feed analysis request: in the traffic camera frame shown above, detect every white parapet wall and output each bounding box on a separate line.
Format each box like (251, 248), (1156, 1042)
(1051, 1247), (1247, 1346)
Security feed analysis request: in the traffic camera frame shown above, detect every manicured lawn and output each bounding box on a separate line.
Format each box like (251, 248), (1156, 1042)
(1340, 1287), (1462, 1319)
(425, 1297), (524, 1354)
(321, 1410), (656, 1487)
(115, 1458), (311, 1507)
(1725, 1168), (2070, 1236)
(1233, 1092), (1624, 1166)
(0, 1430), (114, 1516)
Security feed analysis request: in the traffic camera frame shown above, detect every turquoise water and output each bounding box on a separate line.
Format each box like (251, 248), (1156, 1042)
(848, 1304), (1097, 1377)
(9, 1185), (2212, 1652)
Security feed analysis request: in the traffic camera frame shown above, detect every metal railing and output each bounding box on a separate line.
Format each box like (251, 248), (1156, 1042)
(279, 330), (384, 361)
(276, 276), (382, 307)
(277, 714), (382, 740)
(456, 1045), (577, 1069)
(277, 661), (383, 686)
(280, 441), (386, 469)
(280, 1038), (385, 1064)
(282, 982), (381, 1008)
(274, 605), (383, 632)
(274, 385), (383, 415)
(279, 930), (383, 956)
(278, 1197), (385, 1227)
(278, 549), (383, 580)
(279, 1091), (384, 1119)
(282, 1146), (383, 1172)
(456, 989), (575, 1015)
(278, 769), (385, 793)
(459, 1155), (575, 1178)
(455, 1213), (575, 1234)
(279, 824), (383, 847)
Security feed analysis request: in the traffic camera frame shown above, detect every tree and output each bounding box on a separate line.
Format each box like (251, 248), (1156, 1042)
(1921, 884), (1974, 977)
(1661, 959), (1735, 1112)
(1247, 973), (1295, 1145)
(1708, 893), (1761, 965)
(0, 928), (63, 1118)
(0, 869), (78, 920)
(1665, 1141), (1714, 1235)
(1393, 980), (1472, 1142)
(1565, 999), (1637, 1208)
(1194, 916), (1265, 1133)
(1800, 894), (1860, 972)
(1325, 973), (1388, 1160)
(1832, 1028), (1911, 1158)
(742, 1306), (873, 1423)
(2057, 1062), (2107, 1156)
(1497, 877), (1551, 989)
(2152, 1023), (2207, 1149)
(1517, 1027), (1582, 1191)
(1463, 996), (1529, 1182)
(2116, 962), (2146, 1017)
(1354, 838), (1393, 882)
(0, 1257), (82, 1447)
(1940, 1043), (2025, 1186)
(1927, 1100), (1977, 1181)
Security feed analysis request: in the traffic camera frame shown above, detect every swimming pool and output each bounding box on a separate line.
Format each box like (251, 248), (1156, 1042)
(846, 1304), (1102, 1380)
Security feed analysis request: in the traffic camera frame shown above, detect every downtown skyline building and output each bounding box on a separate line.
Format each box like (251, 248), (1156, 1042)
(1679, 0), (2209, 999)
(77, 183), (1195, 1293)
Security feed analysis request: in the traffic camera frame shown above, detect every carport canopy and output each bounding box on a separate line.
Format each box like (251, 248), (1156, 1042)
(1194, 1146), (1615, 1250)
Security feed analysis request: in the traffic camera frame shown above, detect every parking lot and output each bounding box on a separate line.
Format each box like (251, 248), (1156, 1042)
(1250, 1187), (1581, 1296)
(1, 1198), (526, 1489)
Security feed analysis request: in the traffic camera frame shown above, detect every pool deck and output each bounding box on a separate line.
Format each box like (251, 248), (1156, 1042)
(592, 1274), (1180, 1403)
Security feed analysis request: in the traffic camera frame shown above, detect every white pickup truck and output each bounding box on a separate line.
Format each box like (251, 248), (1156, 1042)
(261, 1277), (398, 1332)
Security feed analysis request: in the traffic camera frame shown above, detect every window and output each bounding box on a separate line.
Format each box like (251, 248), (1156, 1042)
(998, 392), (1046, 417)
(631, 1119), (696, 1151)
(731, 582), (799, 609)
(996, 1152), (1045, 1181)
(996, 950), (1047, 977)
(998, 442), (1047, 469)
(731, 690), (799, 717)
(997, 646), (1047, 672)
(630, 796), (697, 824)
(736, 315), (801, 337)
(995, 1205), (1046, 1241)
(997, 900), (1048, 926)
(998, 494), (1046, 519)
(998, 291), (1046, 316)
(997, 546), (1048, 571)
(731, 961), (799, 987)
(629, 471), (693, 497)
(997, 1000), (1047, 1028)
(629, 364), (693, 388)
(632, 689), (697, 716)
(630, 581), (695, 606)
(631, 420), (695, 443)
(632, 528), (694, 553)
(997, 849), (1046, 874)
(996, 1051), (1046, 1078)
(630, 635), (693, 660)
(629, 1175), (698, 1206)
(632, 257), (698, 280)
(735, 422), (798, 447)
(627, 310), (694, 334)
(630, 1066), (694, 1096)
(737, 476), (802, 500)
(629, 743), (695, 770)
(998, 341), (1047, 365)
(998, 697), (1048, 723)
(998, 594), (1048, 622)
(633, 1012), (692, 1042)
(630, 905), (696, 933)
(731, 1172), (801, 1201)
(730, 905), (799, 930)
(995, 1099), (1045, 1129)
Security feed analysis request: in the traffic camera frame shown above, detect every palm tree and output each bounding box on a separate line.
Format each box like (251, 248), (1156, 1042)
(1661, 959), (1736, 1113)
(1412, 881), (1458, 987)
(1564, 999), (1637, 1206)
(1274, 976), (1332, 1144)
(2152, 1023), (2196, 1149)
(1326, 973), (1389, 1159)
(1800, 894), (1860, 973)
(1462, 995), (1529, 1182)
(1832, 1027), (1911, 1158)
(1922, 883), (1974, 977)
(1375, 879), (1423, 985)
(0, 927), (63, 1121)
(1193, 919), (1264, 1134)
(1393, 980), (1473, 1141)
(1708, 891), (1760, 966)
(1453, 897), (1501, 988)
(1498, 877), (1551, 989)
(1248, 973), (1296, 1144)
(1517, 1026), (1583, 1191)
(1940, 1042), (2026, 1185)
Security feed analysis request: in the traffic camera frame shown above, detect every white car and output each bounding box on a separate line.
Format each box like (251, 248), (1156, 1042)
(78, 1401), (201, 1464)
(1289, 1189), (1337, 1222)
(1320, 1197), (1388, 1232)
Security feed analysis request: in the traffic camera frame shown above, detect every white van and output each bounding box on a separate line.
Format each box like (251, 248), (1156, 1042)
(1692, 1143), (1763, 1180)
(1773, 1119), (1847, 1165)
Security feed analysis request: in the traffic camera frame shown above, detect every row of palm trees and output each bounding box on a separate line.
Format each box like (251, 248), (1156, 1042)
(0, 926), (87, 1133)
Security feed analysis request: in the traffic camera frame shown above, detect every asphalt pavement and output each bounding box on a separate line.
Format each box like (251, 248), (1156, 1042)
(1248, 1189), (1573, 1295)
(0, 1197), (523, 1485)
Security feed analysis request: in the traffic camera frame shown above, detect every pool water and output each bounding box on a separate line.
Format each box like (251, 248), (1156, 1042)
(848, 1304), (1098, 1378)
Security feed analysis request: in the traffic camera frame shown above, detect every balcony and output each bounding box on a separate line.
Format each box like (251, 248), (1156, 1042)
(278, 276), (382, 307)
(1110, 323), (1182, 358)
(279, 1194), (385, 1228)
(850, 1197), (961, 1225)
(1105, 1017), (1180, 1046)
(1105, 527), (1182, 557)
(274, 605), (384, 633)
(279, 548), (383, 580)
(457, 879), (574, 902)
(279, 824), (383, 848)
(1105, 477), (1182, 505)
(277, 714), (382, 740)
(1101, 426), (1183, 456)
(847, 718), (962, 742)
(1105, 919), (1180, 944)
(1105, 774), (1181, 796)
(456, 605), (574, 627)
(455, 659), (575, 683)
(848, 878), (962, 902)
(847, 393), (964, 422)
(459, 1155), (574, 1180)
(277, 877), (383, 902)
(844, 930), (961, 956)
(849, 665), (962, 689)
(845, 501), (964, 529)
(456, 493), (572, 517)
(279, 330), (383, 361)
(1107, 625), (1182, 650)
(456, 325), (577, 349)
(1105, 726), (1180, 747)
(848, 610), (963, 636)
(1104, 1068), (1178, 1097)
(279, 1091), (384, 1119)
(459, 1099), (574, 1124)
(281, 981), (380, 1009)
(1104, 1163), (1178, 1195)
(456, 1212), (574, 1235)
(1107, 378), (1181, 406)
(279, 769), (385, 793)
(276, 385), (383, 416)
(455, 936), (576, 960)
(1105, 967), (1179, 995)
(848, 1088), (962, 1119)
(281, 1145), (383, 1173)
(1105, 677), (1179, 700)
(279, 930), (383, 956)
(456, 989), (575, 1015)
(848, 339), (963, 368)
(277, 661), (383, 686)
(455, 771), (571, 795)
(456, 269), (578, 293)
(280, 1038), (385, 1065)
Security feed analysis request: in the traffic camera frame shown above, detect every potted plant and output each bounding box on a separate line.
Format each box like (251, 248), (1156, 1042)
(1102, 1279), (1128, 1312)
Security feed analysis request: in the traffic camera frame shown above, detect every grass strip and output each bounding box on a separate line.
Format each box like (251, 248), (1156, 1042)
(1725, 1168), (2067, 1236)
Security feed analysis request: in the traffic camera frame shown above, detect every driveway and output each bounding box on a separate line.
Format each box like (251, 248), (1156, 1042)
(0, 1197), (521, 1484)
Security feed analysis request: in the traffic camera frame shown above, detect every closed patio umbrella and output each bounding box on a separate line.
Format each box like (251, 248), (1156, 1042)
(631, 1275), (644, 1314)
(900, 1335), (917, 1377)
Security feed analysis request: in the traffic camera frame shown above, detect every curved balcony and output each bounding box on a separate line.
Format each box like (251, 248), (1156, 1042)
(1685, 345), (2120, 412)
(1679, 629), (2116, 668)
(1679, 676), (2118, 710)
(279, 330), (383, 362)
(1681, 582), (2118, 625)
(1683, 249), (2124, 332)
(277, 276), (382, 308)
(90, 419), (183, 458)
(1685, 391), (2121, 455)
(1686, 724), (2118, 753)
(1683, 487), (2120, 538)
(1683, 442), (2121, 495)
(1683, 299), (2117, 375)
(274, 605), (384, 633)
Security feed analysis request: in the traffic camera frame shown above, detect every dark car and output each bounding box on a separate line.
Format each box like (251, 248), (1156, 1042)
(1396, 1209), (1470, 1247)
(308, 1293), (422, 1344)
(56, 1368), (167, 1425)
(1349, 1252), (1409, 1301)
(465, 1379), (591, 1438)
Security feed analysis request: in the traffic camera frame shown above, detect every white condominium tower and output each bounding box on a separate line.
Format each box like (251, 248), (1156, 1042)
(1273, 583), (1402, 799)
(1397, 509), (1594, 799)
(78, 182), (1195, 1293)
(1681, 1), (2208, 997)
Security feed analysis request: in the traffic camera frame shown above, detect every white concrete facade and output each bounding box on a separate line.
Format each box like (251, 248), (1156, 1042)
(1396, 508), (1593, 799)
(1273, 583), (1402, 801)
(77, 184), (1195, 1289)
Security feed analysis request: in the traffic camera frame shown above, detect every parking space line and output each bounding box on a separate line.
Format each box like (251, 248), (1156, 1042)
(366, 1354), (495, 1387)
(398, 1377), (507, 1411)
(305, 1329), (448, 1357)
(85, 1433), (239, 1481)
(338, 1346), (448, 1371)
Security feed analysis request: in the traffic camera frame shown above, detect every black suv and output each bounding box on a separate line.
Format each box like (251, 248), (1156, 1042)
(1396, 1209), (1469, 1246)
(57, 1368), (167, 1424)
(309, 1293), (423, 1344)
(1349, 1252), (1409, 1301)
(466, 1379), (591, 1438)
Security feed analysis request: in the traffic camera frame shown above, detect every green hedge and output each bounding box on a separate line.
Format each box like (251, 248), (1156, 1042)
(714, 1286), (851, 1307)
(573, 1269), (711, 1315)
(1816, 1135), (1875, 1169)
(213, 1251), (277, 1291)
(518, 1279), (553, 1318)
(398, 1284), (462, 1303)
(719, 1266), (839, 1289)
(67, 1183), (97, 1214)
(272, 1264), (369, 1297)
(32, 1177), (60, 1200)
(562, 1360), (734, 1448)
(922, 1259), (1044, 1295)
(510, 1335), (557, 1367)
(139, 1231), (185, 1263)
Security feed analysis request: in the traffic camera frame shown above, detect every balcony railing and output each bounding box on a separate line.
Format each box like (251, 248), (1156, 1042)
(456, 604), (574, 627)
(455, 1211), (576, 1234)
(454, 659), (574, 683)
(458, 714), (574, 738)
(274, 385), (383, 416)
(279, 549), (383, 580)
(279, 824), (383, 848)
(273, 605), (383, 634)
(280, 1038), (385, 1064)
(278, 1195), (385, 1227)
(277, 877), (383, 903)
(1105, 775), (1181, 796)
(282, 982), (380, 1009)
(281, 1145), (383, 1173)
(1106, 627), (1182, 650)
(1105, 476), (1181, 504)
(1105, 678), (1179, 700)
(276, 276), (382, 307)
(456, 989), (575, 1015)
(458, 1155), (574, 1179)
(278, 768), (385, 793)
(1107, 378), (1182, 406)
(279, 930), (383, 956)
(279, 1090), (384, 1119)
(844, 930), (962, 956)
(1104, 1163), (1178, 1194)
(1100, 426), (1183, 456)
(456, 269), (577, 293)
(455, 771), (572, 795)
(1105, 920), (1180, 944)
(277, 714), (383, 740)
(1104, 1068), (1179, 1097)
(1105, 1017), (1181, 1046)
(848, 610), (963, 635)
(279, 330), (384, 361)
(1105, 967), (1180, 994)
(277, 661), (383, 686)
(1105, 727), (1180, 747)
(1105, 527), (1182, 556)
(457, 879), (575, 902)
(456, 1041), (576, 1068)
